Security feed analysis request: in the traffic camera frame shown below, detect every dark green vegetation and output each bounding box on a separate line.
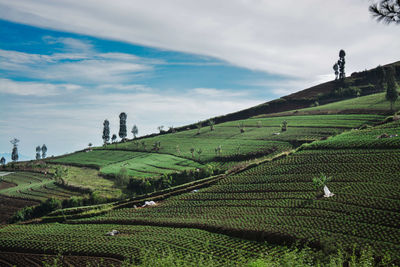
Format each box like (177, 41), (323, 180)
(1, 62), (400, 266)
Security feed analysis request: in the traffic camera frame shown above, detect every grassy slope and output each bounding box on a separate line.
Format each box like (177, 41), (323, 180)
(104, 114), (384, 163)
(50, 150), (204, 178)
(69, 120), (400, 261)
(0, 172), (82, 202)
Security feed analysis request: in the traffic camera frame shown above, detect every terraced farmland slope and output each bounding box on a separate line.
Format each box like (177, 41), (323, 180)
(50, 150), (204, 178)
(102, 114), (384, 163)
(62, 120), (400, 261)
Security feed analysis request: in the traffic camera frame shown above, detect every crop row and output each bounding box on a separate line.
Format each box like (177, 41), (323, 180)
(0, 224), (287, 264)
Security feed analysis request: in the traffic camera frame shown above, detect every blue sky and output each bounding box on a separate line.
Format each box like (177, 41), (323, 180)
(0, 0), (399, 160)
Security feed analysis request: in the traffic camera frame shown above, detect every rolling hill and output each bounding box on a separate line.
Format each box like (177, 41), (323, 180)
(0, 64), (400, 266)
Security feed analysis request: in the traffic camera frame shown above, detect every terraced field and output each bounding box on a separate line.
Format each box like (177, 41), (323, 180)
(50, 150), (204, 178)
(68, 120), (400, 261)
(0, 224), (291, 266)
(105, 114), (385, 162)
(0, 172), (81, 202)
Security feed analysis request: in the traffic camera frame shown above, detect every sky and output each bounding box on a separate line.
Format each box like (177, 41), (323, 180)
(0, 0), (399, 160)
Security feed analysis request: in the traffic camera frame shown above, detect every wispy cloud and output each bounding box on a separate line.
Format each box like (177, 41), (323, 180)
(0, 0), (398, 80)
(0, 38), (158, 85)
(0, 78), (81, 96)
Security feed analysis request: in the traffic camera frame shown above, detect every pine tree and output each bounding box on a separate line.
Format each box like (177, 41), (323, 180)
(338, 50), (346, 80)
(119, 113), (127, 141)
(386, 67), (399, 111)
(36, 146), (41, 160)
(102, 119), (110, 144)
(41, 144), (47, 159)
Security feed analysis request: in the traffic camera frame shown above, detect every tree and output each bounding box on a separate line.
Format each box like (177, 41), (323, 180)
(119, 112), (127, 141)
(333, 62), (339, 80)
(0, 157), (5, 165)
(131, 125), (138, 139)
(281, 120), (288, 132)
(35, 146), (41, 160)
(312, 173), (334, 197)
(370, 0), (400, 24)
(102, 119), (110, 145)
(111, 134), (117, 143)
(209, 119), (215, 131)
(157, 125), (164, 133)
(376, 65), (386, 91)
(196, 122), (202, 135)
(10, 138), (19, 162)
(41, 144), (47, 159)
(88, 143), (93, 150)
(197, 148), (202, 160)
(338, 50), (346, 80)
(386, 67), (399, 111)
(190, 147), (195, 159)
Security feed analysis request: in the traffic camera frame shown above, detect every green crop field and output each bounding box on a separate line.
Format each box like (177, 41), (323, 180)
(50, 150), (205, 179)
(0, 172), (82, 202)
(104, 114), (384, 163)
(300, 92), (400, 114)
(0, 223), (292, 266)
(70, 120), (400, 261)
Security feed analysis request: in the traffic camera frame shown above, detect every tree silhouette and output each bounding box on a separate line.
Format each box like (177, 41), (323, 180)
(333, 63), (339, 80)
(370, 0), (400, 24)
(0, 157), (5, 165)
(102, 119), (110, 145)
(131, 125), (138, 139)
(41, 144), (47, 159)
(119, 112), (127, 141)
(386, 67), (399, 111)
(376, 65), (386, 91)
(10, 138), (19, 162)
(338, 50), (346, 80)
(36, 146), (41, 160)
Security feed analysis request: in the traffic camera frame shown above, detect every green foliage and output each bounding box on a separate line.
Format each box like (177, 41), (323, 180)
(119, 112), (128, 140)
(208, 119), (215, 131)
(116, 167), (130, 187)
(312, 173), (332, 190)
(386, 67), (399, 111)
(281, 120), (287, 132)
(42, 144), (47, 158)
(132, 124), (138, 139)
(102, 119), (110, 144)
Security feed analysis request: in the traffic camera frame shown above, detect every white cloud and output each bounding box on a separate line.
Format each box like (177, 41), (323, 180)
(0, 0), (398, 81)
(0, 44), (156, 85)
(0, 78), (82, 96)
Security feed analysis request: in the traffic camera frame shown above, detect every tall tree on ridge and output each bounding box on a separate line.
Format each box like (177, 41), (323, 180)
(119, 112), (127, 141)
(0, 157), (5, 165)
(10, 138), (19, 162)
(338, 50), (346, 80)
(131, 124), (138, 139)
(36, 146), (41, 160)
(102, 119), (110, 145)
(41, 144), (47, 159)
(333, 63), (339, 80)
(370, 0), (400, 24)
(386, 67), (399, 111)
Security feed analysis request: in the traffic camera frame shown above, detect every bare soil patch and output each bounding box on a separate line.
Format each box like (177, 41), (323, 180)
(0, 195), (38, 224)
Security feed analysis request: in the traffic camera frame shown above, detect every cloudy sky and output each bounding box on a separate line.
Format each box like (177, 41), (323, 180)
(0, 0), (399, 160)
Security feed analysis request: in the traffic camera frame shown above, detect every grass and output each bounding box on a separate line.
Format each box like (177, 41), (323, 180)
(50, 150), (204, 179)
(103, 114), (384, 163)
(0, 172), (82, 202)
(72, 120), (400, 261)
(300, 92), (400, 113)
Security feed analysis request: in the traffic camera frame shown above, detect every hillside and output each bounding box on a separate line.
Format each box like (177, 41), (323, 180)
(0, 77), (400, 265)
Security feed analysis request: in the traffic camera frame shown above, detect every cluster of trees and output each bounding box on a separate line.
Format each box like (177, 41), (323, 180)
(333, 50), (346, 80)
(102, 112), (139, 145)
(35, 144), (47, 160)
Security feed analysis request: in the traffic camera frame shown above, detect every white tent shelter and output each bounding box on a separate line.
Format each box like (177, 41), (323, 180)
(323, 185), (334, 198)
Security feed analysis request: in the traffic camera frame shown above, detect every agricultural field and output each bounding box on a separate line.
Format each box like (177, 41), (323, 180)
(105, 114), (385, 162)
(50, 150), (204, 179)
(0, 224), (291, 266)
(279, 92), (400, 116)
(0, 172), (81, 202)
(72, 120), (400, 261)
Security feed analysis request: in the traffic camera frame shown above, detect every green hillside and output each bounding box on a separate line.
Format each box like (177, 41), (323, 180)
(1, 85), (400, 265)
